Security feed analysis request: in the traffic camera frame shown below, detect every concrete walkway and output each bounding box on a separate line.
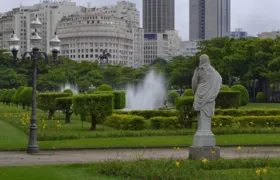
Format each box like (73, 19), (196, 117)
(1, 147), (280, 167)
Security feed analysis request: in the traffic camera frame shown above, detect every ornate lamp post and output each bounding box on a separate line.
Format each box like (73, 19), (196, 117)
(8, 15), (61, 154)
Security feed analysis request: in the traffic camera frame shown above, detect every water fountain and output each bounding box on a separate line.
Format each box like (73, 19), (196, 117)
(125, 69), (167, 110)
(60, 83), (79, 94)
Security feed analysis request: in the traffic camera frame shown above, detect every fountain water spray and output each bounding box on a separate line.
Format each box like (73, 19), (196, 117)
(125, 69), (167, 110)
(60, 83), (79, 94)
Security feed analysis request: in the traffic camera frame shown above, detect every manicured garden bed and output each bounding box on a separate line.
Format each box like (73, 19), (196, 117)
(0, 158), (279, 180)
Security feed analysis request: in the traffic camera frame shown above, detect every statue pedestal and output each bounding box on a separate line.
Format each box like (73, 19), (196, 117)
(189, 111), (220, 160)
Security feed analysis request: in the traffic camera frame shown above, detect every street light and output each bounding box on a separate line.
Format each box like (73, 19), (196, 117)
(8, 15), (61, 154)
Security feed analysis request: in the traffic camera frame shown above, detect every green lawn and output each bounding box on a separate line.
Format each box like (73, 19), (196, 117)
(241, 103), (280, 109)
(1, 116), (280, 150)
(1, 159), (280, 180)
(2, 103), (280, 150)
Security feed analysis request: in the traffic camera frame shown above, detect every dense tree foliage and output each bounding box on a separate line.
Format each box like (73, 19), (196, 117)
(0, 36), (280, 102)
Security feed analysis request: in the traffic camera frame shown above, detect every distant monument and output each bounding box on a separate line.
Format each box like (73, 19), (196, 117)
(189, 54), (222, 160)
(159, 99), (168, 110)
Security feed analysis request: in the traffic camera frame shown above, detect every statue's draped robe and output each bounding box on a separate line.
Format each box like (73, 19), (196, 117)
(192, 58), (222, 117)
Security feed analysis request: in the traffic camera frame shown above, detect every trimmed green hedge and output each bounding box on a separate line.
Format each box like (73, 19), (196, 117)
(175, 96), (195, 128)
(104, 114), (146, 130)
(73, 93), (114, 130)
(90, 91), (126, 109)
(150, 116), (180, 129)
(215, 108), (280, 116)
(37, 92), (70, 119)
(231, 84), (249, 106)
(114, 110), (177, 119)
(216, 91), (240, 109)
(256, 92), (265, 103)
(114, 109), (280, 124)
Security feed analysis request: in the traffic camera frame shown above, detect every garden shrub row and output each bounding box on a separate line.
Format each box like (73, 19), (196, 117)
(90, 91), (125, 109)
(150, 116), (180, 129)
(105, 114), (280, 130)
(115, 108), (280, 120)
(104, 114), (146, 130)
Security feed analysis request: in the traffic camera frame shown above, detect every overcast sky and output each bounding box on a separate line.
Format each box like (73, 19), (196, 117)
(1, 0), (279, 40)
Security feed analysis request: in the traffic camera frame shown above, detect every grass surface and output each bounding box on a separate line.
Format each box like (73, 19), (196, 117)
(1, 159), (280, 180)
(0, 120), (28, 150)
(241, 103), (280, 109)
(2, 103), (280, 150)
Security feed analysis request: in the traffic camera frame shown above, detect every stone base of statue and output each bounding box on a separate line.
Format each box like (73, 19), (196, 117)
(189, 111), (220, 160)
(189, 146), (220, 160)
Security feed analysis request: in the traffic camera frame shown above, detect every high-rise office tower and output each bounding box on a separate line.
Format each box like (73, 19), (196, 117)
(189, 0), (231, 40)
(143, 0), (175, 33)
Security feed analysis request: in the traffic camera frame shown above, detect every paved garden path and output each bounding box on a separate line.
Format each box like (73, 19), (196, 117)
(1, 146), (280, 167)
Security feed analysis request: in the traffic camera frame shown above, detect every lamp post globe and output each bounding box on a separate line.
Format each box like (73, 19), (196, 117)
(8, 31), (20, 59)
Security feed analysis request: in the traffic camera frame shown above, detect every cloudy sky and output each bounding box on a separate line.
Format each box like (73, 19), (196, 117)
(1, 0), (279, 40)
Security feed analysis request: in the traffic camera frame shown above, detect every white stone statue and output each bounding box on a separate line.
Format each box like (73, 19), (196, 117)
(191, 54), (222, 147)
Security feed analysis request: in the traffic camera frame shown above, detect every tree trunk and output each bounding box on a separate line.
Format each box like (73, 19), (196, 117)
(48, 110), (55, 120)
(90, 115), (97, 131)
(65, 113), (71, 124)
(22, 104), (25, 109)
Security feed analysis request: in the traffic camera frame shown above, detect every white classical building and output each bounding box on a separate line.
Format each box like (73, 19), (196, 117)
(180, 40), (199, 57)
(56, 1), (144, 68)
(144, 33), (169, 64)
(0, 0), (81, 55)
(165, 30), (181, 59)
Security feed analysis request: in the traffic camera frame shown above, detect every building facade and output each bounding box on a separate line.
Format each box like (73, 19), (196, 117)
(56, 3), (144, 68)
(258, 31), (280, 39)
(231, 28), (248, 39)
(180, 40), (199, 57)
(143, 0), (175, 33)
(144, 33), (169, 64)
(0, 0), (81, 55)
(165, 30), (180, 58)
(189, 0), (231, 40)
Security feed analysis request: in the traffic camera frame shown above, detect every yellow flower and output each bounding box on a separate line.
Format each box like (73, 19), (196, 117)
(211, 151), (216, 155)
(256, 169), (261, 176)
(175, 161), (180, 167)
(201, 158), (208, 164)
(237, 146), (242, 151)
(262, 168), (268, 174)
(176, 147), (180, 150)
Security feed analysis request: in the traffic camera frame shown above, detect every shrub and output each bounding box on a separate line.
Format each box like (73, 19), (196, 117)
(56, 97), (73, 123)
(63, 89), (74, 96)
(104, 114), (146, 130)
(216, 91), (240, 109)
(0, 89), (8, 104)
(20, 87), (33, 109)
(221, 85), (231, 91)
(73, 94), (114, 130)
(231, 84), (249, 106)
(167, 91), (179, 106)
(37, 93), (70, 119)
(256, 92), (265, 103)
(91, 91), (126, 109)
(95, 84), (113, 91)
(234, 116), (280, 127)
(12, 86), (25, 107)
(212, 116), (234, 127)
(175, 96), (196, 128)
(117, 110), (177, 119)
(183, 89), (193, 96)
(149, 116), (180, 129)
(215, 108), (280, 116)
(6, 88), (16, 105)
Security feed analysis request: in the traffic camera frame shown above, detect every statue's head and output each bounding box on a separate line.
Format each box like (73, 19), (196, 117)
(199, 54), (210, 67)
